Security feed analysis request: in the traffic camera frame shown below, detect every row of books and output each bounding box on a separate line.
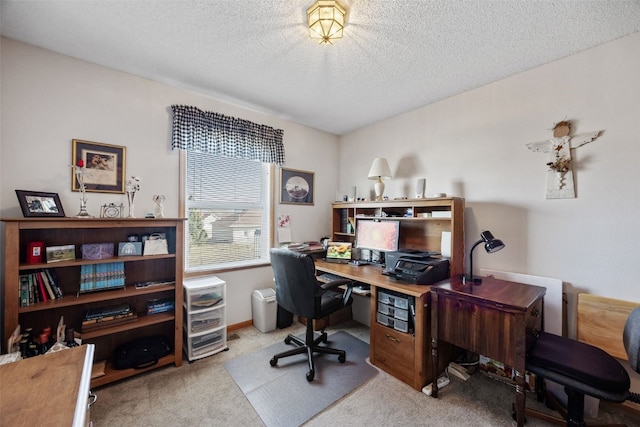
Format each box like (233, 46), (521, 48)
(80, 262), (125, 292)
(19, 269), (64, 306)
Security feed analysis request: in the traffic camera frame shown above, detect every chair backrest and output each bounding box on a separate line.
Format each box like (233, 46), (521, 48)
(269, 248), (320, 319)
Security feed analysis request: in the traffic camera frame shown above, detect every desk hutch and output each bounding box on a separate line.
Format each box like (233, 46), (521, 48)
(319, 197), (465, 389)
(1, 217), (185, 388)
(330, 198), (464, 276)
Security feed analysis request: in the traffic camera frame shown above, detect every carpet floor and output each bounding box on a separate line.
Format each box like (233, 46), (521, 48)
(224, 331), (377, 427)
(89, 320), (640, 426)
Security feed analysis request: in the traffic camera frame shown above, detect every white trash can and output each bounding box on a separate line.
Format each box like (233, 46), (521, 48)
(252, 288), (277, 333)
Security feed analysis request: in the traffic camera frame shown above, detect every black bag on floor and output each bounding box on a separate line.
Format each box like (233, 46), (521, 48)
(113, 335), (172, 370)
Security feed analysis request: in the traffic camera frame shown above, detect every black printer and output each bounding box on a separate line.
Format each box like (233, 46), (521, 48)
(384, 250), (449, 285)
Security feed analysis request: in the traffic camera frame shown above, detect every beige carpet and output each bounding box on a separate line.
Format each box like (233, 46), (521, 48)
(90, 320), (640, 426)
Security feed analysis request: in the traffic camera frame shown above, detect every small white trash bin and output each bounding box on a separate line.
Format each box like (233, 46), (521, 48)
(252, 288), (277, 333)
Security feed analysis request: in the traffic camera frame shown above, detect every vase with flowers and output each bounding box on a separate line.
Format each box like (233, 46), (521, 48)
(126, 176), (141, 218)
(73, 159), (92, 217)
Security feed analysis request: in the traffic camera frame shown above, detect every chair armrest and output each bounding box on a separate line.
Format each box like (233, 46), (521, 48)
(320, 279), (354, 308)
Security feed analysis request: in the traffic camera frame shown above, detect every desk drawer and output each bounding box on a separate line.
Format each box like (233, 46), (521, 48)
(371, 323), (415, 384)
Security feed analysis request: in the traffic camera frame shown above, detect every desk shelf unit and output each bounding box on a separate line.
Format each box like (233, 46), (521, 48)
(1, 217), (185, 388)
(330, 198), (465, 277)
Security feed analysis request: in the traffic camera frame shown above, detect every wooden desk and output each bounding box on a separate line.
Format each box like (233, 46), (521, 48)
(315, 260), (451, 390)
(0, 344), (95, 427)
(430, 277), (546, 427)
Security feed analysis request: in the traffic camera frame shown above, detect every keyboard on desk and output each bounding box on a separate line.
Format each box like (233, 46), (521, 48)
(317, 272), (345, 283)
(317, 273), (370, 294)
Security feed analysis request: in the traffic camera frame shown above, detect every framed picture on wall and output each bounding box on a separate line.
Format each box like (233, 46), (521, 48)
(15, 190), (66, 217)
(72, 139), (126, 193)
(280, 167), (314, 205)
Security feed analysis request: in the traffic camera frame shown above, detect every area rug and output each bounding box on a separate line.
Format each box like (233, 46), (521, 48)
(224, 331), (377, 427)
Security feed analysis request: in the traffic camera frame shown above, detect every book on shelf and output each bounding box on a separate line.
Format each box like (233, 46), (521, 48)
(84, 303), (132, 321)
(147, 297), (175, 315)
(81, 312), (138, 332)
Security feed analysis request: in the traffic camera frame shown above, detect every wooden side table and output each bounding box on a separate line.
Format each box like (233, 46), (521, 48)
(430, 276), (545, 427)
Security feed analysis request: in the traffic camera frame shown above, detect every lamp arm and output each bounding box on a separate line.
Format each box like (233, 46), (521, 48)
(468, 239), (484, 280)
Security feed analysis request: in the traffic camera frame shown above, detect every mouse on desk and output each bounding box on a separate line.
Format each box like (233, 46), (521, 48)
(349, 260), (363, 266)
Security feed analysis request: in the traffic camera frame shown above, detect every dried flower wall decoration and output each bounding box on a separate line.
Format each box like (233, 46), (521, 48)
(526, 120), (602, 199)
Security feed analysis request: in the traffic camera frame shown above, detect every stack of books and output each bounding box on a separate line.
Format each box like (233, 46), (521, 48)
(82, 303), (137, 332)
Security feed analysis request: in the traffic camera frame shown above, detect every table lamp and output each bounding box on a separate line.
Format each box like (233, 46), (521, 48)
(463, 230), (505, 284)
(367, 158), (392, 201)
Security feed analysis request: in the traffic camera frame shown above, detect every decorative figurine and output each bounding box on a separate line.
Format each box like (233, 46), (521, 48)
(526, 120), (602, 199)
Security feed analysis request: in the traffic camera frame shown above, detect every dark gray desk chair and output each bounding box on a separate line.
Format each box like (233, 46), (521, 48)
(525, 307), (640, 427)
(268, 247), (354, 382)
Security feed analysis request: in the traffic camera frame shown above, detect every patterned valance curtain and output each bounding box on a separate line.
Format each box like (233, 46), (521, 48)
(171, 105), (285, 165)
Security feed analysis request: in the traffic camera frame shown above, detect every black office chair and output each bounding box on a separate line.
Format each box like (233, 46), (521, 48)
(268, 247), (354, 382)
(525, 306), (640, 427)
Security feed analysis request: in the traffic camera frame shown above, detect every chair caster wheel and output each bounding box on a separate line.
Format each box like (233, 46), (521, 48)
(284, 336), (292, 344)
(338, 354), (346, 363)
(270, 357), (278, 367)
(306, 370), (315, 382)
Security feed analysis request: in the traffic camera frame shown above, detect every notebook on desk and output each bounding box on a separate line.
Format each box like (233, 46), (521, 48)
(325, 241), (352, 263)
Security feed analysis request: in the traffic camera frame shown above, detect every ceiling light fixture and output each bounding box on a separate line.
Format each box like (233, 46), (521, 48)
(307, 1), (347, 44)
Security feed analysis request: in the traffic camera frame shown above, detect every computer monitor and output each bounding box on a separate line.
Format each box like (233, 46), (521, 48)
(355, 219), (400, 253)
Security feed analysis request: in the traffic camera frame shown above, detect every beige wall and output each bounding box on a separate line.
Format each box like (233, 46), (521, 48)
(339, 33), (640, 336)
(2, 33), (639, 335)
(0, 38), (339, 325)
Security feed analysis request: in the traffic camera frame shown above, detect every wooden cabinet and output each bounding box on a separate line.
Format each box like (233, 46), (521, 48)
(1, 218), (185, 388)
(430, 277), (546, 426)
(330, 198), (464, 277)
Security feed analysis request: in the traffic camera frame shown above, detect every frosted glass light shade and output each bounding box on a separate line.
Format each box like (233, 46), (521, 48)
(307, 1), (347, 44)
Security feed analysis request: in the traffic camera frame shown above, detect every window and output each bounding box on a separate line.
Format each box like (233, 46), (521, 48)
(184, 151), (272, 271)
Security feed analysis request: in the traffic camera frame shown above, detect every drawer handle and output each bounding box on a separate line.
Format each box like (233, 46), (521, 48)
(88, 391), (98, 407)
(385, 334), (400, 343)
(531, 307), (540, 317)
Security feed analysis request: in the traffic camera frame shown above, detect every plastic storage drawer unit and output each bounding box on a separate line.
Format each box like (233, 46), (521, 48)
(185, 328), (226, 359)
(183, 275), (227, 361)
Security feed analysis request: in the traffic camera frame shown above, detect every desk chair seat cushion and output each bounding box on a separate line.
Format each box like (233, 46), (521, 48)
(527, 331), (630, 401)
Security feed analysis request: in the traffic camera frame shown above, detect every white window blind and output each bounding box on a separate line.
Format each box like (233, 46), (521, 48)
(185, 151), (271, 271)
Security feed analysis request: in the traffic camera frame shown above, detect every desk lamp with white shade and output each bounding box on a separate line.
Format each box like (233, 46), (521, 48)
(367, 158), (392, 201)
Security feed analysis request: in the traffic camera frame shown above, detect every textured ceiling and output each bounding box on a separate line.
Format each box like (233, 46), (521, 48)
(2, 1), (640, 135)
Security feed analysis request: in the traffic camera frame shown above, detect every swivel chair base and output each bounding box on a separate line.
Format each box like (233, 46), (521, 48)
(269, 321), (346, 382)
